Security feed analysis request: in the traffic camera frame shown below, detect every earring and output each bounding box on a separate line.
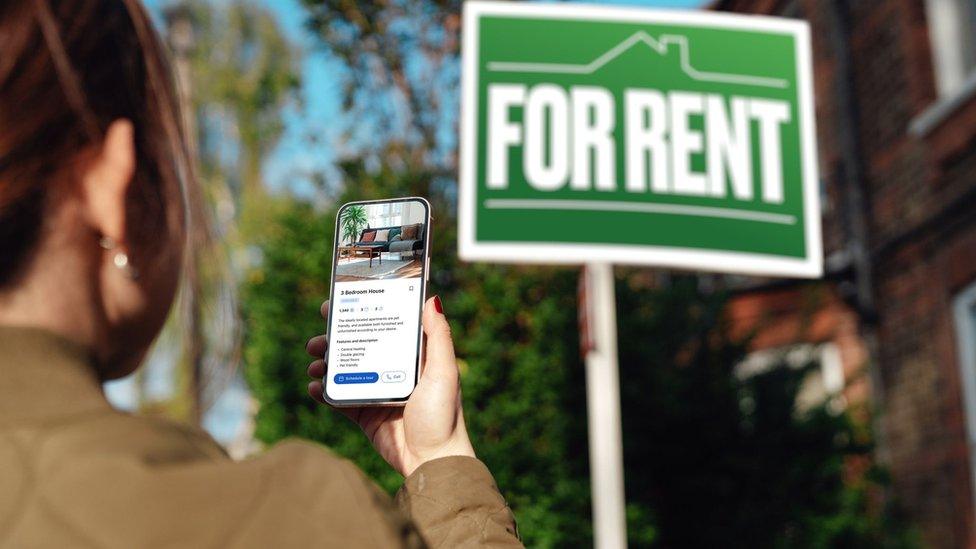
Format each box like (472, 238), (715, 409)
(99, 236), (139, 280)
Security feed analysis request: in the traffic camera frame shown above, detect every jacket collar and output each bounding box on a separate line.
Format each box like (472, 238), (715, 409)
(0, 326), (112, 425)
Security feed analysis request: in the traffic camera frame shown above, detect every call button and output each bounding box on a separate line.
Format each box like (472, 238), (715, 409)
(381, 371), (406, 383)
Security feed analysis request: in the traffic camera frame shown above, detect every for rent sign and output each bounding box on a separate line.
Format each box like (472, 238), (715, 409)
(458, 2), (822, 277)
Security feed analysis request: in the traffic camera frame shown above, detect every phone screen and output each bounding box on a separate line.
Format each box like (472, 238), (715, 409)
(324, 198), (430, 405)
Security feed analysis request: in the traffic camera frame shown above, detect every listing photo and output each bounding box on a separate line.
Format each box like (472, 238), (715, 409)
(334, 200), (426, 282)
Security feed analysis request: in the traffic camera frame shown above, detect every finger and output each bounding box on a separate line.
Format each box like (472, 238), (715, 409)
(421, 296), (458, 385)
(307, 359), (325, 378)
(307, 380), (325, 404)
(320, 299), (330, 320)
(306, 335), (327, 358)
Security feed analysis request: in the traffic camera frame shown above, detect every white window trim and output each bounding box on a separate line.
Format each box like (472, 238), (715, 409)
(909, 71), (976, 136)
(925, 0), (976, 96)
(737, 342), (846, 412)
(952, 280), (976, 508)
(909, 0), (976, 136)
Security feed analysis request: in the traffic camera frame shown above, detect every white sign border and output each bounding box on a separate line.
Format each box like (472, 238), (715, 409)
(458, 1), (823, 278)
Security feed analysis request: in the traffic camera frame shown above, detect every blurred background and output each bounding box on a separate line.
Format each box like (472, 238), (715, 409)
(105, 0), (976, 546)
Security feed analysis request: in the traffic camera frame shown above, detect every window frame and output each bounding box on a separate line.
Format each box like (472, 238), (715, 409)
(910, 0), (976, 136)
(736, 342), (846, 413)
(952, 279), (976, 507)
(925, 0), (976, 98)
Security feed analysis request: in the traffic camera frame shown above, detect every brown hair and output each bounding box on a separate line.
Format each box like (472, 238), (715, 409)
(0, 0), (191, 287)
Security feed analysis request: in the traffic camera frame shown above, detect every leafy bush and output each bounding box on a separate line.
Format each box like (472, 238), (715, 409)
(242, 185), (914, 548)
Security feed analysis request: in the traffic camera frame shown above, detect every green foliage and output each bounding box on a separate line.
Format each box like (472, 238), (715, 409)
(448, 263), (593, 546)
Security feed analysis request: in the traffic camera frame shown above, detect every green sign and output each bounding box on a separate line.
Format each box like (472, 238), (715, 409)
(458, 2), (822, 277)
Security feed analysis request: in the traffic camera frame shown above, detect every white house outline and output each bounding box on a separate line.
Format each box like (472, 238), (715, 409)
(487, 31), (789, 89)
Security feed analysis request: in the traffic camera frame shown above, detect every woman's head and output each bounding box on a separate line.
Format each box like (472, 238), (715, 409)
(0, 0), (192, 378)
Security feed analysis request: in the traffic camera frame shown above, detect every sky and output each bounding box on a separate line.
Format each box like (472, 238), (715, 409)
(148, 0), (707, 199)
(115, 0), (706, 444)
(260, 0), (707, 197)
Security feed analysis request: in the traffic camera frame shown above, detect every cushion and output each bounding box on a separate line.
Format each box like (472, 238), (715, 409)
(391, 235), (402, 242)
(374, 229), (390, 242)
(400, 223), (420, 240)
(389, 240), (418, 253)
(388, 227), (402, 240)
(360, 230), (376, 242)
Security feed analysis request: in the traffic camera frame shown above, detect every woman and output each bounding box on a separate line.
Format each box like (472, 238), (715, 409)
(0, 1), (520, 547)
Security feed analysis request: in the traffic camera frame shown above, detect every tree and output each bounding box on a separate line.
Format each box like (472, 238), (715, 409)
(137, 0), (301, 425)
(299, 0), (460, 169)
(187, 0), (300, 233)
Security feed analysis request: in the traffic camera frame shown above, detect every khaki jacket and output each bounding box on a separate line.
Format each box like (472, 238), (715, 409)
(0, 327), (522, 548)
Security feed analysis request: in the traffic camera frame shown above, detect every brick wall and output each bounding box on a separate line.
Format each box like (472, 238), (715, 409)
(718, 0), (976, 546)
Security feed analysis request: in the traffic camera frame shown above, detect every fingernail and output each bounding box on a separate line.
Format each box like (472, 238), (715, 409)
(433, 295), (444, 314)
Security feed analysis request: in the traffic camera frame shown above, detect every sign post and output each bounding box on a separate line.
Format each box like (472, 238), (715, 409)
(581, 262), (627, 548)
(458, 3), (821, 546)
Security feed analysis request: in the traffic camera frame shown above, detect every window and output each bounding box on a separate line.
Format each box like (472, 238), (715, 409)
(952, 280), (976, 507)
(366, 202), (403, 228)
(737, 343), (846, 414)
(925, 0), (976, 98)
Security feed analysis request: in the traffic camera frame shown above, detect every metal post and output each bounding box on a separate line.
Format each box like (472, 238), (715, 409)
(582, 262), (628, 548)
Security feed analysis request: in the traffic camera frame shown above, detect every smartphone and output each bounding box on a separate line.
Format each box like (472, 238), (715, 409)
(323, 197), (431, 406)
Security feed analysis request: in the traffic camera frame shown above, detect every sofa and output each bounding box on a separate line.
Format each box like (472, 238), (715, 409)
(352, 223), (425, 258)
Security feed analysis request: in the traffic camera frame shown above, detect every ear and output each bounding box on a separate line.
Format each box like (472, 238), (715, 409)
(81, 119), (135, 244)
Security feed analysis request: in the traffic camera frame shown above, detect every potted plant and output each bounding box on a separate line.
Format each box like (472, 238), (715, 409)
(340, 205), (368, 244)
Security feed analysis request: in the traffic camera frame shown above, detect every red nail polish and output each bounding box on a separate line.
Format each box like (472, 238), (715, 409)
(433, 295), (444, 314)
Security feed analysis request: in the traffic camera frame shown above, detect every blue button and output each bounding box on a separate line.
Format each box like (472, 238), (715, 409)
(334, 372), (379, 384)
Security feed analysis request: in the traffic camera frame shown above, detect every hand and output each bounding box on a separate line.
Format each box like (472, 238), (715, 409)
(306, 296), (477, 477)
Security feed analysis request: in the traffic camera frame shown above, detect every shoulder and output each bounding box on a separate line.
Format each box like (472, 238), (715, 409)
(36, 409), (228, 463)
(16, 415), (418, 548)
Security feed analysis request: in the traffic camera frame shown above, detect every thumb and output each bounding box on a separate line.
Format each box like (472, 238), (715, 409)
(422, 296), (458, 384)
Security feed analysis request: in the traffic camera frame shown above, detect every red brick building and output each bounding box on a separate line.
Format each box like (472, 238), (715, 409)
(716, 0), (976, 546)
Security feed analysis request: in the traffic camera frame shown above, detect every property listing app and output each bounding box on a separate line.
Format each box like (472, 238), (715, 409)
(326, 199), (427, 402)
